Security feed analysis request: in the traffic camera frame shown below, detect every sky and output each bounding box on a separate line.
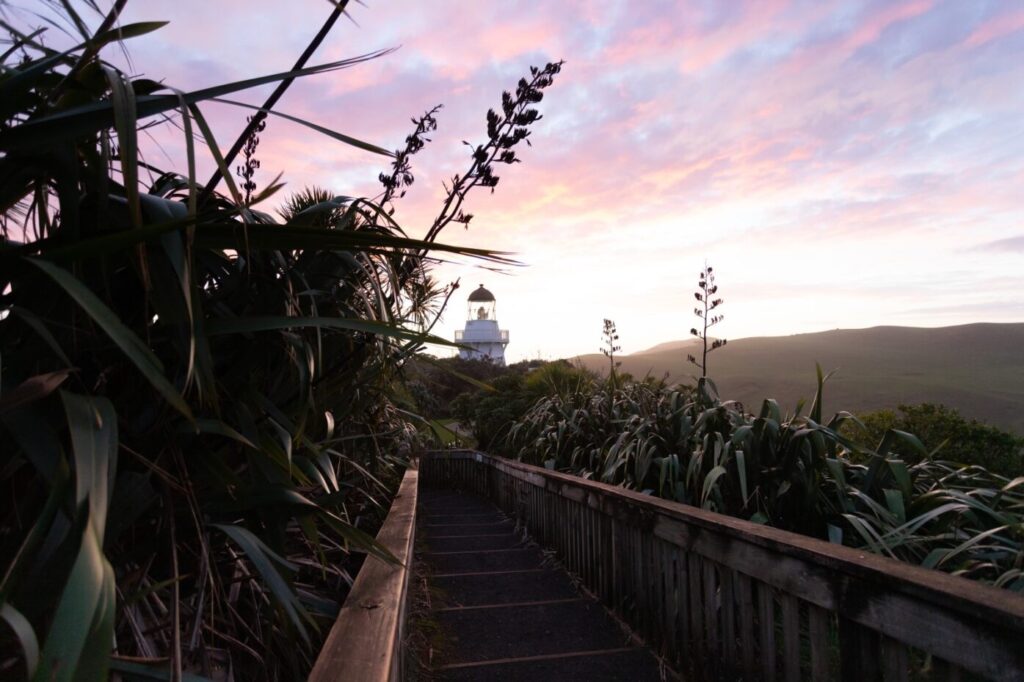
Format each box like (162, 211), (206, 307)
(20, 0), (1024, 360)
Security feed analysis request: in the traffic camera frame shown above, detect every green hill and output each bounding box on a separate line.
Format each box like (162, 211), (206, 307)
(576, 323), (1024, 434)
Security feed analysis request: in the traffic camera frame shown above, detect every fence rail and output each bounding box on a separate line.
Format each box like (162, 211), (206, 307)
(421, 450), (1024, 682)
(309, 468), (418, 682)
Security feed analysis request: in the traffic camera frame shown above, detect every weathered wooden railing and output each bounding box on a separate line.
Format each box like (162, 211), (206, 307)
(309, 468), (418, 682)
(421, 450), (1024, 682)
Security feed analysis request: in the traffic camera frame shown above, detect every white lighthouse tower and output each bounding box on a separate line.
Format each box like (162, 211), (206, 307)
(455, 284), (509, 364)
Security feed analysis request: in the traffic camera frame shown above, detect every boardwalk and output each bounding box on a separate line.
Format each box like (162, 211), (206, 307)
(417, 489), (666, 681)
(311, 456), (1024, 681)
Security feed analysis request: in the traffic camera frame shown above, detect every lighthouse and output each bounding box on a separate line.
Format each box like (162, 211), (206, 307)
(455, 284), (509, 364)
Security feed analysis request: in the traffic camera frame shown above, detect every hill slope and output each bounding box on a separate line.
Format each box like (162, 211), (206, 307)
(576, 323), (1024, 434)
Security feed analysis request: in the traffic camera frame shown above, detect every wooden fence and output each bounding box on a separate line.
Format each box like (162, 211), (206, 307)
(421, 450), (1024, 682)
(309, 467), (418, 682)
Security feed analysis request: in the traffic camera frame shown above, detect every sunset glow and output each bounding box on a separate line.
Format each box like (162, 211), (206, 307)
(115, 0), (1024, 360)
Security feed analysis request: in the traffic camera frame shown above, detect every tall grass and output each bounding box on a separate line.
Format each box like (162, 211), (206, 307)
(507, 373), (1024, 590)
(0, 3), (560, 679)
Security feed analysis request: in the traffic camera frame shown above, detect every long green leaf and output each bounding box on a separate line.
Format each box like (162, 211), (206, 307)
(1, 603), (39, 677)
(34, 523), (107, 682)
(193, 223), (518, 264)
(212, 524), (312, 645)
(1, 52), (396, 149)
(28, 259), (193, 420)
(0, 463), (71, 602)
(211, 97), (392, 156)
(92, 21), (169, 45)
(0, 22), (166, 106)
(883, 488), (906, 524)
(73, 560), (115, 681)
(184, 418), (257, 449)
(809, 362), (825, 424)
(61, 391), (117, 543)
(936, 525), (1012, 569)
(0, 369), (73, 415)
(101, 65), (140, 228)
(205, 315), (458, 347)
(736, 449), (749, 502)
(16, 217), (517, 267)
(701, 465), (728, 508)
(10, 307), (73, 366)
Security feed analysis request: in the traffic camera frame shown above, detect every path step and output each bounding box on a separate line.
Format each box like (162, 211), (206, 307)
(438, 648), (665, 681)
(422, 547), (544, 574)
(436, 599), (633, 664)
(424, 533), (524, 552)
(432, 568), (577, 607)
(417, 488), (666, 680)
(420, 521), (513, 536)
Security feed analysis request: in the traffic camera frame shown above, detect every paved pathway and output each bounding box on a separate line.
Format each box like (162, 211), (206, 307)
(417, 489), (666, 681)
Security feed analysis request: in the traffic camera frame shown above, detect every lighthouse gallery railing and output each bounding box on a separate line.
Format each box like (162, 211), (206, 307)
(454, 329), (509, 342)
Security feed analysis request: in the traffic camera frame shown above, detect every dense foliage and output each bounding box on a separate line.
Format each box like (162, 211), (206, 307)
(403, 355), (528, 421)
(505, 373), (1024, 591)
(845, 403), (1023, 477)
(448, 360), (596, 449)
(0, 4), (561, 680)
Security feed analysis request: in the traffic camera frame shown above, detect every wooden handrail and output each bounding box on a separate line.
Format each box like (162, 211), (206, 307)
(309, 467), (418, 682)
(421, 450), (1024, 682)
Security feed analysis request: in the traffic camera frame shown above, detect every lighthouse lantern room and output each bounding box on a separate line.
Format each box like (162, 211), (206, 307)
(455, 284), (509, 364)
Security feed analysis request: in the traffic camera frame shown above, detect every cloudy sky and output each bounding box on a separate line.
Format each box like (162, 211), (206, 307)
(43, 1), (1024, 359)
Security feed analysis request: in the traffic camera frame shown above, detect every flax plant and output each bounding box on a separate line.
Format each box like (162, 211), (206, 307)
(506, 368), (1024, 590)
(0, 3), (562, 679)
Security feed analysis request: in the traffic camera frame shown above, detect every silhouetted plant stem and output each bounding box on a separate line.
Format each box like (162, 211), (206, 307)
(422, 60), (564, 247)
(688, 262), (726, 378)
(199, 0), (351, 204)
(379, 105), (442, 210)
(601, 318), (621, 388)
(236, 116), (266, 205)
(392, 61), (563, 307)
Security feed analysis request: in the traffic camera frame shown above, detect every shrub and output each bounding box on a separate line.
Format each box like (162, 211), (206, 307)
(523, 360), (597, 397)
(845, 403), (1024, 477)
(504, 371), (1024, 590)
(446, 361), (597, 452)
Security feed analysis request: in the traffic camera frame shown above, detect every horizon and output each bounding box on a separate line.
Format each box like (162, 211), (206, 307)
(494, 318), (1024, 361)
(17, 1), (1020, 362)
(6, 5), (1024, 676)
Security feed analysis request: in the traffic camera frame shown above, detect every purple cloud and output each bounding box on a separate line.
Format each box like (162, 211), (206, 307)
(35, 0), (1019, 359)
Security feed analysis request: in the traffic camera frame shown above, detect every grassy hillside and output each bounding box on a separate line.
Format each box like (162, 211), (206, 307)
(576, 323), (1024, 434)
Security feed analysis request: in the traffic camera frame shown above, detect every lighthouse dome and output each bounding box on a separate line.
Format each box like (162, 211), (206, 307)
(467, 284), (495, 302)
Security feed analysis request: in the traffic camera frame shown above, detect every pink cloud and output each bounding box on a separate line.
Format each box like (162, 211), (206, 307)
(68, 0), (1024, 357)
(963, 8), (1024, 48)
(678, 1), (793, 74)
(843, 0), (935, 51)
